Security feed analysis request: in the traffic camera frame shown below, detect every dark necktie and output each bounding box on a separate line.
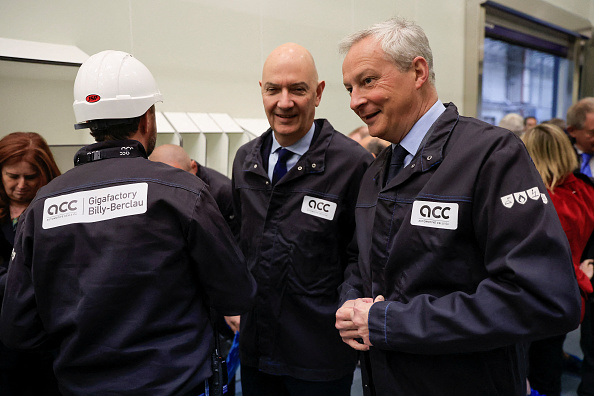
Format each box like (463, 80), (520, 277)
(272, 148), (293, 185)
(385, 144), (408, 186)
(581, 153), (593, 177)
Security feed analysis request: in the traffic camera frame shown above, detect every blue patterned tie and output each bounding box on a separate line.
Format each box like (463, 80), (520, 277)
(582, 153), (593, 177)
(272, 148), (293, 185)
(385, 144), (408, 186)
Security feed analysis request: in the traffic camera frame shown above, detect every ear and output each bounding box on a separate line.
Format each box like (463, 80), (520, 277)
(412, 56), (430, 89)
(138, 111), (149, 135)
(190, 159), (199, 174)
(131, 106), (156, 151)
(314, 80), (325, 107)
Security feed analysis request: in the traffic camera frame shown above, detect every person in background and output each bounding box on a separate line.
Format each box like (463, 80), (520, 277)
(567, 97), (594, 180)
(0, 50), (256, 395)
(149, 143), (239, 395)
(348, 125), (370, 143)
(350, 125), (389, 157)
(567, 97), (594, 396)
(230, 42), (373, 396)
(499, 112), (524, 137)
(150, 144), (238, 236)
(543, 117), (567, 132)
(336, 17), (580, 396)
(0, 131), (61, 395)
(359, 135), (390, 158)
(522, 123), (594, 396)
(524, 116), (538, 131)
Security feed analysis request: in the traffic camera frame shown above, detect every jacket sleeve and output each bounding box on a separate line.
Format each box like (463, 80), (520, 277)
(339, 231), (365, 306)
(338, 148), (374, 306)
(368, 135), (581, 354)
(0, 210), (53, 350)
(187, 185), (256, 316)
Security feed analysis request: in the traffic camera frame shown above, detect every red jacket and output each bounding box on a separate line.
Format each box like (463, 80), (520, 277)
(549, 173), (594, 320)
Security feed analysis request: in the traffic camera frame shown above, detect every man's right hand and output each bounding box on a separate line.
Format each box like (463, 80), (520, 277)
(336, 299), (371, 351)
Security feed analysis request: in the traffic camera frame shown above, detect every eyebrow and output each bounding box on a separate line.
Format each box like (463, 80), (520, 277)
(3, 171), (38, 177)
(343, 70), (366, 88)
(263, 82), (310, 89)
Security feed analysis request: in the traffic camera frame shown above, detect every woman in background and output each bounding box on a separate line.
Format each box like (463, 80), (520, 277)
(0, 132), (61, 395)
(523, 123), (594, 396)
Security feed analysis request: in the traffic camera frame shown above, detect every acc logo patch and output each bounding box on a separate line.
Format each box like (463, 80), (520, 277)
(43, 183), (148, 229)
(301, 195), (337, 221)
(410, 201), (459, 230)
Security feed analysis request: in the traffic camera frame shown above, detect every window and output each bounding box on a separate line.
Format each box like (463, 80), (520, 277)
(476, 1), (588, 127)
(479, 37), (573, 126)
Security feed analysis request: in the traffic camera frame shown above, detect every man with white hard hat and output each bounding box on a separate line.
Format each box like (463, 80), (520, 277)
(0, 50), (256, 395)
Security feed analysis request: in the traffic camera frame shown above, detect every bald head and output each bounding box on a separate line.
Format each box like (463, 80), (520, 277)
(262, 43), (319, 83)
(260, 43), (325, 147)
(149, 144), (196, 173)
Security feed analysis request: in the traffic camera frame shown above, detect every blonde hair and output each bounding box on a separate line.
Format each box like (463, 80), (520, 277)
(522, 124), (578, 191)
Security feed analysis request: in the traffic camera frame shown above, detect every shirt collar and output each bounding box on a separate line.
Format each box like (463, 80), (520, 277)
(575, 145), (585, 155)
(396, 99), (445, 157)
(271, 122), (316, 155)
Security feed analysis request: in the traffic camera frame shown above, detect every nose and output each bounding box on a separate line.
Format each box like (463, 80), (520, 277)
(277, 89), (294, 109)
(350, 88), (366, 112)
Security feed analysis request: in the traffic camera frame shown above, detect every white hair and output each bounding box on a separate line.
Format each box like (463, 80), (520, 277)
(339, 17), (435, 85)
(498, 113), (525, 136)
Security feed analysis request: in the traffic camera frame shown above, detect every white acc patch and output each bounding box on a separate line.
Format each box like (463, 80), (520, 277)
(42, 183), (148, 229)
(410, 201), (459, 230)
(301, 195), (337, 221)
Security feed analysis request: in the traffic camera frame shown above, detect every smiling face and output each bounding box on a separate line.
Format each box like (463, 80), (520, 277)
(260, 43), (325, 147)
(2, 160), (41, 205)
(342, 36), (427, 144)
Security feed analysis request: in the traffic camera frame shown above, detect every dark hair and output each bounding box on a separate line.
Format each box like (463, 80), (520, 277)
(523, 116), (537, 126)
(0, 132), (61, 221)
(89, 116), (142, 141)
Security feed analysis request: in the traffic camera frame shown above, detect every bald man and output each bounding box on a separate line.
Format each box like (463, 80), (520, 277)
(230, 43), (373, 395)
(150, 144), (238, 236)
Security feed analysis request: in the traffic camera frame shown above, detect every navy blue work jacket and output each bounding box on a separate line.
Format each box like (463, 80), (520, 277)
(0, 139), (256, 396)
(232, 119), (373, 381)
(340, 104), (581, 395)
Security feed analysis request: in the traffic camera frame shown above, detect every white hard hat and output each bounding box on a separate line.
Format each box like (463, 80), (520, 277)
(73, 50), (163, 129)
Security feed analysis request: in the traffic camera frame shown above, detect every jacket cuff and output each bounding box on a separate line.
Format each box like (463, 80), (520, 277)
(339, 288), (363, 306)
(368, 300), (394, 349)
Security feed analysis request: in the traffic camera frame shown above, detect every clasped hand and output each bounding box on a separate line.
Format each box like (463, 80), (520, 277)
(335, 295), (384, 351)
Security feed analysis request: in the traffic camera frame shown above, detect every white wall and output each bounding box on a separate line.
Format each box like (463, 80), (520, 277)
(0, 0), (592, 172)
(0, 0), (467, 147)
